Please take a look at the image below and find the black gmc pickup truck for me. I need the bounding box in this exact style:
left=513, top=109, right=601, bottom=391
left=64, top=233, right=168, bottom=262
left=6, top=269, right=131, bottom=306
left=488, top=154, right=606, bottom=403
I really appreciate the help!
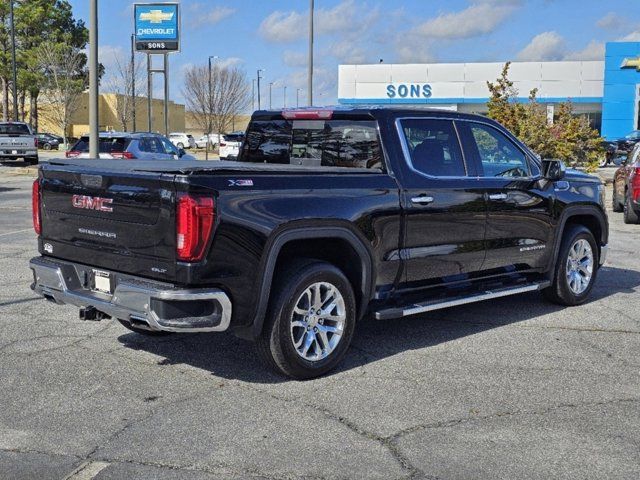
left=30, top=108, right=608, bottom=379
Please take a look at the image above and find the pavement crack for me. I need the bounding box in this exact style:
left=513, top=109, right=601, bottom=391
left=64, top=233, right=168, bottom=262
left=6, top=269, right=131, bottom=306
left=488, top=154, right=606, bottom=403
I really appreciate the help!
left=386, top=397, right=640, bottom=443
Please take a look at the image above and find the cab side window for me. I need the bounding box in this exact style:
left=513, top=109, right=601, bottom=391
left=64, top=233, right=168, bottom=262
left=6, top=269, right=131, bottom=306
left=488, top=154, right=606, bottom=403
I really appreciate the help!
left=468, top=123, right=530, bottom=178
left=400, top=119, right=466, bottom=177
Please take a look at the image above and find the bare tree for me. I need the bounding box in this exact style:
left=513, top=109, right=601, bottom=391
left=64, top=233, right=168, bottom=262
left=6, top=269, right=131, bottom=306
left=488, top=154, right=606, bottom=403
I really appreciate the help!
left=106, top=52, right=143, bottom=131
left=183, top=64, right=250, bottom=158
left=37, top=43, right=87, bottom=148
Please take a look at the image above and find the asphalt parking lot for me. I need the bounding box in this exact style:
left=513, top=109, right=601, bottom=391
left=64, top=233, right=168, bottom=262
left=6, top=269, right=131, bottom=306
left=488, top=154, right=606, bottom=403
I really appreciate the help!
left=1, top=169, right=639, bottom=480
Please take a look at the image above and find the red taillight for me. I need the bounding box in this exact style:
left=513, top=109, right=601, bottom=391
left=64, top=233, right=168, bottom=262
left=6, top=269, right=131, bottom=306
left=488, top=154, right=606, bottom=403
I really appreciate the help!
left=34, top=138, right=38, bottom=148
left=281, top=109, right=333, bottom=120
left=631, top=167, right=640, bottom=201
left=66, top=150, right=80, bottom=158
left=176, top=194, right=215, bottom=262
left=111, top=151, right=136, bottom=159
left=219, top=143, right=227, bottom=147
left=32, top=179, right=41, bottom=235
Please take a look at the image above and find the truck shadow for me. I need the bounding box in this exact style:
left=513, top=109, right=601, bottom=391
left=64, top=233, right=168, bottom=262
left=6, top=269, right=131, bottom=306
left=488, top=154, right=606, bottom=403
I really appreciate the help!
left=118, top=265, right=640, bottom=384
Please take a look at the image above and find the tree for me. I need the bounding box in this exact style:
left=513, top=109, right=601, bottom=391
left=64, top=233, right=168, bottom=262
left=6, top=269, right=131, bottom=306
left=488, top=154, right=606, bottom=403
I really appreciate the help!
left=106, top=52, right=144, bottom=131
left=183, top=64, right=250, bottom=158
left=37, top=42, right=87, bottom=148
left=486, top=63, right=603, bottom=171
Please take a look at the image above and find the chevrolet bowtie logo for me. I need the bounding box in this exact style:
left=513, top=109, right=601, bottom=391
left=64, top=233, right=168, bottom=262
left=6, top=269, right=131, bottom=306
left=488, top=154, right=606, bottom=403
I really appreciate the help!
left=140, top=9, right=174, bottom=24
left=621, top=56, right=640, bottom=72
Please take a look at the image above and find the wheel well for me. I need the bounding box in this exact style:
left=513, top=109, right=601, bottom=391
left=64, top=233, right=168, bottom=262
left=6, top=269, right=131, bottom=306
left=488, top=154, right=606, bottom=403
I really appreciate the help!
left=272, top=238, right=366, bottom=316
left=564, top=214, right=603, bottom=248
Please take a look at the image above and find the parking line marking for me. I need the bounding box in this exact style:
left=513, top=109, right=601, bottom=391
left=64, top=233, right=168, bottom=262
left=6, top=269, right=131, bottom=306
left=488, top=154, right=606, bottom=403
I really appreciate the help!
left=0, top=228, right=31, bottom=237
left=64, top=461, right=110, bottom=480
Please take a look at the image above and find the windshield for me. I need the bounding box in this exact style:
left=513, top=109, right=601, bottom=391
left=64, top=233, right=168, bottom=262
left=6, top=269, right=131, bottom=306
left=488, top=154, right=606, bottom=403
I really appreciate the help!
left=0, top=123, right=31, bottom=135
left=223, top=134, right=244, bottom=143
left=72, top=137, right=132, bottom=153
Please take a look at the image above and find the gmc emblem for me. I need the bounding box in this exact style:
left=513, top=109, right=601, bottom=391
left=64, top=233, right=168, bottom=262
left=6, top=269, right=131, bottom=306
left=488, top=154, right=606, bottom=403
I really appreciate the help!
left=71, top=195, right=113, bottom=212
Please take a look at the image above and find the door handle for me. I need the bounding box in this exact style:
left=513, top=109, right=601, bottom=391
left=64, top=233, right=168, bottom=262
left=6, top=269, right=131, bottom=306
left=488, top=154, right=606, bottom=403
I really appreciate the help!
left=411, top=196, right=434, bottom=205
left=489, top=193, right=508, bottom=201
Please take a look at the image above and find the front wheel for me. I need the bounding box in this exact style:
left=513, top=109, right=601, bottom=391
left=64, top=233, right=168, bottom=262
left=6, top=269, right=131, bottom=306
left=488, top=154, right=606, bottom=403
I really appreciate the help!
left=257, top=260, right=356, bottom=380
left=543, top=225, right=598, bottom=306
left=43, top=143, right=52, bottom=151
left=176, top=142, right=184, bottom=149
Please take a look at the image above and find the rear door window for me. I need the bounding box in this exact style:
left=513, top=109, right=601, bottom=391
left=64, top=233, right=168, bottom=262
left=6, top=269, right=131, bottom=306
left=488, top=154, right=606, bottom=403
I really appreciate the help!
left=240, top=119, right=383, bottom=169
left=399, top=119, right=466, bottom=177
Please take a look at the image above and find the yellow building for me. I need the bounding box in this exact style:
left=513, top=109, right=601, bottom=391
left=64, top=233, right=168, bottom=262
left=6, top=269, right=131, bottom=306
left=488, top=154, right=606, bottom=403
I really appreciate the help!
left=37, top=92, right=185, bottom=138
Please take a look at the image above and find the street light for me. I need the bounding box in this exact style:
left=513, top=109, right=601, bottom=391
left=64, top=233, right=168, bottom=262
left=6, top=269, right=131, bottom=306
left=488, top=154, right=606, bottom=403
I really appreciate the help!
left=296, top=88, right=302, bottom=108
left=206, top=55, right=218, bottom=161
left=89, top=0, right=99, bottom=158
left=257, top=69, right=264, bottom=110
left=131, top=33, right=136, bottom=132
left=308, top=0, right=314, bottom=106
left=268, top=82, right=274, bottom=110
left=283, top=86, right=287, bottom=108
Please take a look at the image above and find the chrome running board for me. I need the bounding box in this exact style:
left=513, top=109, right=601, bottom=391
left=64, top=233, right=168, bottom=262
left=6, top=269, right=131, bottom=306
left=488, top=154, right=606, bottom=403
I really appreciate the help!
left=375, top=281, right=551, bottom=320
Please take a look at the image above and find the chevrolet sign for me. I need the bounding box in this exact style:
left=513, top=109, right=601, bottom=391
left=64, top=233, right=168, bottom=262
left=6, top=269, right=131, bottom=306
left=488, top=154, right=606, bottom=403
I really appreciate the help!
left=134, top=3, right=180, bottom=52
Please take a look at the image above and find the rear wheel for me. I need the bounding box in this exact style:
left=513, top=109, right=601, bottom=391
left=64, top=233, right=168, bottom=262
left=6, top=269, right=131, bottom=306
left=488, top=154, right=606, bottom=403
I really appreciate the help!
left=176, top=142, right=184, bottom=149
left=117, top=318, right=172, bottom=336
left=257, top=260, right=356, bottom=380
left=623, top=194, right=640, bottom=224
left=612, top=188, right=623, bottom=212
left=543, top=225, right=598, bottom=306
left=43, top=143, right=52, bottom=151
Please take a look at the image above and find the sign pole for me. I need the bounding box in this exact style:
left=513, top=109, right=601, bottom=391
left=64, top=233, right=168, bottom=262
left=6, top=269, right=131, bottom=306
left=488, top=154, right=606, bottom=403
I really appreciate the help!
left=89, top=0, right=99, bottom=158
left=147, top=54, right=152, bottom=132
left=164, top=54, right=169, bottom=137
left=131, top=33, right=136, bottom=132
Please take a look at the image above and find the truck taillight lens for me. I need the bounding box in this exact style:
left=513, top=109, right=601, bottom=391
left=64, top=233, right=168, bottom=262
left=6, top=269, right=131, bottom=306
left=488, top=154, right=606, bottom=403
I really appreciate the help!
left=176, top=194, right=215, bottom=262
left=111, top=151, right=136, bottom=159
left=631, top=167, right=640, bottom=201
left=32, top=179, right=41, bottom=235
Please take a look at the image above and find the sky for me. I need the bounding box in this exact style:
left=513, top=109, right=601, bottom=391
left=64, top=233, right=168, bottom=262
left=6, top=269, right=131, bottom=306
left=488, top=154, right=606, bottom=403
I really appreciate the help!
left=68, top=0, right=640, bottom=109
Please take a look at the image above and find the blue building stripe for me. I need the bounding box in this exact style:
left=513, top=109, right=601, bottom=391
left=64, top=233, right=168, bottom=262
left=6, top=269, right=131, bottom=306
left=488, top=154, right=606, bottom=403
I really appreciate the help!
left=338, top=97, right=604, bottom=105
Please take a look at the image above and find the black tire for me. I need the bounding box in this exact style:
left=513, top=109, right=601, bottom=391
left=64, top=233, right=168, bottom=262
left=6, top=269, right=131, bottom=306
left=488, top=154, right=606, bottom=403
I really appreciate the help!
left=257, top=259, right=357, bottom=380
left=623, top=194, right=640, bottom=224
left=543, top=225, right=599, bottom=306
left=43, top=143, right=52, bottom=151
left=117, top=318, right=172, bottom=336
left=176, top=142, right=184, bottom=149
left=612, top=189, right=623, bottom=213
left=26, top=157, right=38, bottom=165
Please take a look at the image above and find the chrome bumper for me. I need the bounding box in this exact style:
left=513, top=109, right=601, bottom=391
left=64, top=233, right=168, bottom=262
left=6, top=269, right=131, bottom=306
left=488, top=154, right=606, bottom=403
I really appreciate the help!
left=29, top=256, right=232, bottom=333
left=600, top=244, right=608, bottom=266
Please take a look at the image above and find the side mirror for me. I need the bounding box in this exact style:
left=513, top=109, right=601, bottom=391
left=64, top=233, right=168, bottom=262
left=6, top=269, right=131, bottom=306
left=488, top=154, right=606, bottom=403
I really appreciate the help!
left=177, top=148, right=186, bottom=158
left=542, top=159, right=566, bottom=181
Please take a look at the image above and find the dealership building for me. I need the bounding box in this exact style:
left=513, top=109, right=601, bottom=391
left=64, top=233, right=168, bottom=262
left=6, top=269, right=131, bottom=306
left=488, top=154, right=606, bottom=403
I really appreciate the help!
left=338, top=41, right=640, bottom=140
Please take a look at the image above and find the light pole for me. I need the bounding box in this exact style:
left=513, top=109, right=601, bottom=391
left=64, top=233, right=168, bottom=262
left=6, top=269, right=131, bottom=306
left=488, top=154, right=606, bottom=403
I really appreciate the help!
left=9, top=0, right=18, bottom=121
left=257, top=69, right=264, bottom=110
left=308, top=0, right=314, bottom=106
left=89, top=0, right=99, bottom=158
left=131, top=33, right=136, bottom=132
left=206, top=55, right=218, bottom=161
left=283, top=86, right=287, bottom=108
left=296, top=88, right=302, bottom=108
left=268, top=82, right=273, bottom=110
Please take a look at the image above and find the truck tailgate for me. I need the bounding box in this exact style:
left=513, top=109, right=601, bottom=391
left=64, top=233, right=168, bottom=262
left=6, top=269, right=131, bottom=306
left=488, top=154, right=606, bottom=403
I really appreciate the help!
left=40, top=166, right=178, bottom=280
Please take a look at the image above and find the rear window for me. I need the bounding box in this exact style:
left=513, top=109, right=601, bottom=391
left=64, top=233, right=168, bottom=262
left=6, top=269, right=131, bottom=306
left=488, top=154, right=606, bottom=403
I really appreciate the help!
left=240, top=119, right=382, bottom=169
left=72, top=137, right=132, bottom=153
left=0, top=123, right=31, bottom=135
left=223, top=134, right=244, bottom=143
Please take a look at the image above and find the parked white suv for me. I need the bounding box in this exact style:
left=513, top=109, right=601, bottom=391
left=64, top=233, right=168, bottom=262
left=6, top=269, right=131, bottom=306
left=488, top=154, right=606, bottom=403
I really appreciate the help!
left=169, top=132, right=196, bottom=149
left=219, top=133, right=244, bottom=160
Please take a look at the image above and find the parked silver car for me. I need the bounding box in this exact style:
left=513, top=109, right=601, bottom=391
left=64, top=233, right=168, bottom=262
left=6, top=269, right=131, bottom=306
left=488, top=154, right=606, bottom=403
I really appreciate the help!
left=66, top=132, right=195, bottom=160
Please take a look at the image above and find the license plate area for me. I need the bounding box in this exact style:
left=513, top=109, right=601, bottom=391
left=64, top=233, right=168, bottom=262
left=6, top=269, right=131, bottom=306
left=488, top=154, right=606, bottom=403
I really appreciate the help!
left=91, top=269, right=113, bottom=294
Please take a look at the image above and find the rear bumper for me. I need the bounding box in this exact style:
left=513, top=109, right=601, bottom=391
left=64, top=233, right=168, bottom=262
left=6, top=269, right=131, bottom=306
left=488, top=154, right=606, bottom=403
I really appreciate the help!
left=29, top=256, right=232, bottom=333
left=0, top=149, right=37, bottom=157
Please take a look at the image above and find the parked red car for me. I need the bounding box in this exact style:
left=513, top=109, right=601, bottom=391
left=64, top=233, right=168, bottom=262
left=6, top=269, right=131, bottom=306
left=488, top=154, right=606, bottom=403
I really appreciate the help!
left=613, top=142, right=640, bottom=224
